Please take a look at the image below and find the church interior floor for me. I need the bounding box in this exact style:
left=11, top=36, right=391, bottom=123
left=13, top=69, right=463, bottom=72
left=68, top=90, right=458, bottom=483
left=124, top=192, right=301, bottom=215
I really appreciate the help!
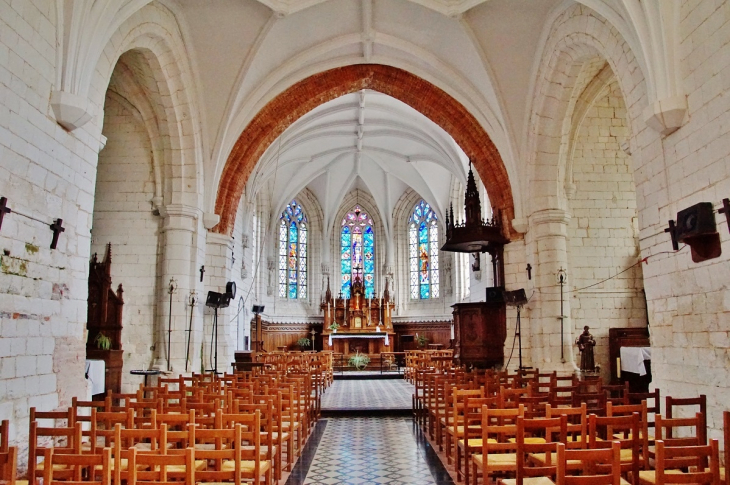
left=282, top=379, right=458, bottom=484
left=321, top=378, right=414, bottom=411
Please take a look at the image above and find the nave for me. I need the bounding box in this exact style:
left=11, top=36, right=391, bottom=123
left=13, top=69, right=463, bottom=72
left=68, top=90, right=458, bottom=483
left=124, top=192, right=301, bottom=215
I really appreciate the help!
left=288, top=378, right=455, bottom=485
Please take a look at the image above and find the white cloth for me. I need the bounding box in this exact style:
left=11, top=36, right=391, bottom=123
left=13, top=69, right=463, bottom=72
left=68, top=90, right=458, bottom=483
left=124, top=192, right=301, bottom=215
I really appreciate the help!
left=85, top=359, right=106, bottom=395
left=620, top=347, right=651, bottom=376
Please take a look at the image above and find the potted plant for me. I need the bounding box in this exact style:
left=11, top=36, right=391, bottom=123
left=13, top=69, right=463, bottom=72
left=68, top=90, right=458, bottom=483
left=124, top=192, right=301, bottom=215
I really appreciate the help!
left=328, top=322, right=340, bottom=333
left=296, top=337, right=311, bottom=350
left=94, top=332, right=112, bottom=350
left=416, top=334, right=429, bottom=348
left=348, top=351, right=370, bottom=370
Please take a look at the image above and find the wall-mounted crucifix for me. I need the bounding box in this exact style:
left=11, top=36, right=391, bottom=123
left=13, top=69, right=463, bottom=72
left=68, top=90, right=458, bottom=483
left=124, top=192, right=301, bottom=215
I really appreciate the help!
left=49, top=219, right=65, bottom=249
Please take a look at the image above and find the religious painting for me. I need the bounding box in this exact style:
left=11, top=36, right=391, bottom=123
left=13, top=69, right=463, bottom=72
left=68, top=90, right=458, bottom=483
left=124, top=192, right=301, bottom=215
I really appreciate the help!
left=279, top=200, right=307, bottom=299
left=409, top=200, right=439, bottom=299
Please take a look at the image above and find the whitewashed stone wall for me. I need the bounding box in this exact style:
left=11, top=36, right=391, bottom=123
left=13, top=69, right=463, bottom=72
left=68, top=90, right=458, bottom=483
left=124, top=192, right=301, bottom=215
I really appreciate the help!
left=640, top=0, right=730, bottom=441
left=0, top=0, right=101, bottom=457
left=91, top=92, right=161, bottom=389
left=567, top=78, right=646, bottom=379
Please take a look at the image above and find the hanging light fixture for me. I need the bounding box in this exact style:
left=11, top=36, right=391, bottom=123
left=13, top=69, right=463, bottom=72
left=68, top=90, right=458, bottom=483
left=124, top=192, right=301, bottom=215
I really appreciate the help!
left=441, top=160, right=509, bottom=253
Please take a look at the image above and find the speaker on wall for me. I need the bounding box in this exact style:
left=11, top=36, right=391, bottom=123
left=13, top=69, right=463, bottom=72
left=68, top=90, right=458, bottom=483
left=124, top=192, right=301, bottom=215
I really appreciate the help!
left=485, top=286, right=504, bottom=303
left=676, top=202, right=717, bottom=242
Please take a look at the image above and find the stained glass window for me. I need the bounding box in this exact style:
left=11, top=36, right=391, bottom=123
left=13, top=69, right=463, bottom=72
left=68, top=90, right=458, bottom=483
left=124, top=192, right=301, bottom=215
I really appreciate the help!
left=278, top=200, right=307, bottom=299
left=409, top=200, right=439, bottom=299
left=341, top=205, right=374, bottom=298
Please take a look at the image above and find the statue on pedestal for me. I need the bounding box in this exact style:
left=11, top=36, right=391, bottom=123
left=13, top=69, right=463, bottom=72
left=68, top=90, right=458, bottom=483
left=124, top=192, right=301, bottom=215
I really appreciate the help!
left=576, top=326, right=596, bottom=372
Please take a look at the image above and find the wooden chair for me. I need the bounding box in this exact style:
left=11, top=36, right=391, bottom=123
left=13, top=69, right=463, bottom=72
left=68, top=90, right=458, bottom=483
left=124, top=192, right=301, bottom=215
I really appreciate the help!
left=588, top=413, right=641, bottom=485
left=219, top=411, right=272, bottom=485
left=190, top=424, right=242, bottom=485
left=236, top=396, right=278, bottom=481
left=0, top=446, right=17, bottom=485
left=546, top=403, right=587, bottom=445
left=572, top=391, right=607, bottom=416
left=638, top=439, right=720, bottom=485
left=720, top=411, right=730, bottom=485
left=456, top=396, right=499, bottom=485
left=127, top=447, right=194, bottom=485
left=471, top=405, right=524, bottom=485
left=0, top=421, right=17, bottom=485
left=27, top=421, right=82, bottom=484
left=445, top=388, right=483, bottom=464
left=556, top=440, right=622, bottom=485
left=42, top=448, right=112, bottom=485
left=505, top=415, right=567, bottom=485
left=665, top=395, right=707, bottom=444
left=627, top=389, right=659, bottom=439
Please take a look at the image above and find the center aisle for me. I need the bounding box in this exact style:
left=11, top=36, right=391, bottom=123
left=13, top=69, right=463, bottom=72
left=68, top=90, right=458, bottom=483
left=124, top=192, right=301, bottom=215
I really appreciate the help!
left=285, top=379, right=455, bottom=485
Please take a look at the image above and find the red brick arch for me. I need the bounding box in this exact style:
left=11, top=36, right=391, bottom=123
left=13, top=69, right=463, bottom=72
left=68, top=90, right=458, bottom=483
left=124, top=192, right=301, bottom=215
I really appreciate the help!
left=214, top=64, right=515, bottom=236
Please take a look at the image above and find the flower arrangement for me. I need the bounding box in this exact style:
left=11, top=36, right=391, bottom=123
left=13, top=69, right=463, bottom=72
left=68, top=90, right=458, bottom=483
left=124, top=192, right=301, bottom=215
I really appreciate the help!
left=348, top=351, right=370, bottom=370
left=297, top=337, right=311, bottom=349
left=328, top=322, right=340, bottom=332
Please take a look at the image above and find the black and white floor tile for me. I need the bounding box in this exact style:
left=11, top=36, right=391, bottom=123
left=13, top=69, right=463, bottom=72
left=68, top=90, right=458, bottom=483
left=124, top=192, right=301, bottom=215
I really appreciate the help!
left=321, top=379, right=414, bottom=410
left=298, top=417, right=449, bottom=485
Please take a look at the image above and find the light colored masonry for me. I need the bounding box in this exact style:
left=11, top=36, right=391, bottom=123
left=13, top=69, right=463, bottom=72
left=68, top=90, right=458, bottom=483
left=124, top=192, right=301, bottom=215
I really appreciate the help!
left=0, top=0, right=729, bottom=468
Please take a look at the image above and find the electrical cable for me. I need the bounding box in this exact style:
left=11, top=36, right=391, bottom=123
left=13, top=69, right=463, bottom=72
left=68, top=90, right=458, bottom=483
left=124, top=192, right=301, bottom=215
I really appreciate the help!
left=227, top=136, right=284, bottom=324
left=538, top=245, right=687, bottom=295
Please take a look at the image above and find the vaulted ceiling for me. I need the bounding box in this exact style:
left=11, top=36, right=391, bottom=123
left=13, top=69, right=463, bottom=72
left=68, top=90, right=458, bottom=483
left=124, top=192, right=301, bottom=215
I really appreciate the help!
left=247, top=89, right=469, bottom=232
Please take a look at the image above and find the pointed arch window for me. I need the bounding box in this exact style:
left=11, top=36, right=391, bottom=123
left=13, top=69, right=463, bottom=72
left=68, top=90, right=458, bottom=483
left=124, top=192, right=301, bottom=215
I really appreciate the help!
left=409, top=200, right=439, bottom=299
left=341, top=205, right=374, bottom=298
left=278, top=200, right=307, bottom=299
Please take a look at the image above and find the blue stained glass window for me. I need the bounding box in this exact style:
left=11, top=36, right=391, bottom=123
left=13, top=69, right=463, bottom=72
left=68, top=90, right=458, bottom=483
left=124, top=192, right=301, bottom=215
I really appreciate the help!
left=409, top=200, right=439, bottom=299
left=278, top=200, right=307, bottom=299
left=341, top=205, right=375, bottom=298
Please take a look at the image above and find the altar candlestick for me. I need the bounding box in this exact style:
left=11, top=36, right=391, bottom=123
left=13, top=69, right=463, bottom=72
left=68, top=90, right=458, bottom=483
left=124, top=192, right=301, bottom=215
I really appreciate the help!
left=450, top=324, right=455, bottom=340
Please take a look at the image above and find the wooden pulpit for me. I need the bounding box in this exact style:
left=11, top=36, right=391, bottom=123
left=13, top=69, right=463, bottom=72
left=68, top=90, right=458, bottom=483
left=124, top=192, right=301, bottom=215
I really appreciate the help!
left=452, top=302, right=506, bottom=369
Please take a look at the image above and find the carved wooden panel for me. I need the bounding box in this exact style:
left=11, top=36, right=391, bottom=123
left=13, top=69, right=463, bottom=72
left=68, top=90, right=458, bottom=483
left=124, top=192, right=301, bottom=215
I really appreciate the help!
left=452, top=302, right=505, bottom=369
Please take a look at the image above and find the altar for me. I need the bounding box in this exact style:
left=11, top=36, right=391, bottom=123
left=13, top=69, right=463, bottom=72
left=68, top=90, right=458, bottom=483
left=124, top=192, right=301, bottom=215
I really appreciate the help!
left=320, top=271, right=395, bottom=356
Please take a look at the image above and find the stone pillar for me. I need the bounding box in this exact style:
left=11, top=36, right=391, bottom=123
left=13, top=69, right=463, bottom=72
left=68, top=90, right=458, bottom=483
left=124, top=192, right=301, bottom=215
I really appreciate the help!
left=529, top=209, right=576, bottom=373
left=204, top=232, right=235, bottom=373
left=158, top=204, right=200, bottom=374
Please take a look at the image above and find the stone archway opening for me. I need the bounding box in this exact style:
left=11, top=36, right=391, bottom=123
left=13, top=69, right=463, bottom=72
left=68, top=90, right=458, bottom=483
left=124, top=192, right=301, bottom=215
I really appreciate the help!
left=214, top=64, right=515, bottom=238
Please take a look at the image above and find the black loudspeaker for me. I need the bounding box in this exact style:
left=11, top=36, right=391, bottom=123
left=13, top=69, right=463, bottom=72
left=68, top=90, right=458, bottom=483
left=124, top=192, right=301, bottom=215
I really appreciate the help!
left=676, top=202, right=717, bottom=242
left=504, top=289, right=528, bottom=307
left=485, top=286, right=504, bottom=303
left=206, top=291, right=231, bottom=309
left=674, top=202, right=722, bottom=262
left=400, top=335, right=415, bottom=343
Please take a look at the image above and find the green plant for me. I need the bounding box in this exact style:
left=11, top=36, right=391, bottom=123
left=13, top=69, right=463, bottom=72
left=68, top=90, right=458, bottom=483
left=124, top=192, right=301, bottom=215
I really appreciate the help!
left=348, top=351, right=370, bottom=370
left=416, top=334, right=429, bottom=348
left=94, top=332, right=111, bottom=350
left=297, top=337, right=311, bottom=349
left=328, top=322, right=340, bottom=331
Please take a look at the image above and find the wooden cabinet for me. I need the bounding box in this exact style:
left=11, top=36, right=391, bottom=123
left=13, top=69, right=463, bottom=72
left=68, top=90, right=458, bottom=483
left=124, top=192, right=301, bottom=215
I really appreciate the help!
left=86, top=244, right=124, bottom=395
left=452, top=302, right=506, bottom=369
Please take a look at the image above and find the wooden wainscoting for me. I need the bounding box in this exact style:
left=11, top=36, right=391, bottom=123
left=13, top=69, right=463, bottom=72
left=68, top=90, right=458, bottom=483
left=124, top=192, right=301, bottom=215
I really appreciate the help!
left=261, top=321, right=323, bottom=351
left=392, top=321, right=452, bottom=352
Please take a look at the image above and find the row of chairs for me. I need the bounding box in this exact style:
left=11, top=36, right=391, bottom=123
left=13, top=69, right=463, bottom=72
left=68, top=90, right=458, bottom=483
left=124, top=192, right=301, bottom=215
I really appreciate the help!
left=2, top=359, right=333, bottom=485
left=411, top=366, right=717, bottom=485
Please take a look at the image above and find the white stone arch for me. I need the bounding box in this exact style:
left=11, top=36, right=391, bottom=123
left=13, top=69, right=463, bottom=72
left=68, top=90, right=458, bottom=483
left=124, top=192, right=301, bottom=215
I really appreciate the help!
left=521, top=3, right=653, bottom=373
left=88, top=2, right=203, bottom=208
left=526, top=3, right=651, bottom=211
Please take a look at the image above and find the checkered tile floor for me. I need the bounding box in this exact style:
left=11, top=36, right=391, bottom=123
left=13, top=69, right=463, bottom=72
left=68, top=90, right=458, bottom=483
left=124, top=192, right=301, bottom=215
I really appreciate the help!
left=321, top=379, right=414, bottom=410
left=302, top=417, right=440, bottom=485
